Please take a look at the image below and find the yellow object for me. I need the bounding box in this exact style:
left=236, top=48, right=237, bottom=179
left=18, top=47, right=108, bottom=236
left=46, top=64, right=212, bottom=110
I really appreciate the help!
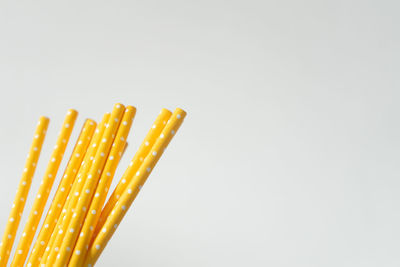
left=84, top=108, right=186, bottom=266
left=95, top=108, right=172, bottom=237
left=40, top=113, right=110, bottom=266
left=52, top=103, right=125, bottom=267
left=0, top=116, right=49, bottom=267
left=69, top=106, right=136, bottom=266
left=26, top=119, right=96, bottom=267
left=10, top=109, right=78, bottom=267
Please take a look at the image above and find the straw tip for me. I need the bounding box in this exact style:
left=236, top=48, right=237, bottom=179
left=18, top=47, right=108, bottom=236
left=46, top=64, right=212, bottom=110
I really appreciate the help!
left=114, top=103, right=125, bottom=110
left=174, top=108, right=187, bottom=119
left=125, top=105, right=137, bottom=113
left=160, top=108, right=172, bottom=116
left=67, top=109, right=79, bottom=116
left=39, top=116, right=50, bottom=122
left=85, top=119, right=97, bottom=126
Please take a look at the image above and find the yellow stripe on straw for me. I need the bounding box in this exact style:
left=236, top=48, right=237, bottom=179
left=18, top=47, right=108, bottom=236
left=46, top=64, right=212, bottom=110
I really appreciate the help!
left=84, top=108, right=186, bottom=266
left=69, top=106, right=136, bottom=266
left=10, top=110, right=78, bottom=267
left=52, top=103, right=125, bottom=267
left=26, top=119, right=97, bottom=267
left=40, top=113, right=110, bottom=266
left=0, top=116, right=49, bottom=267
left=95, top=108, right=172, bottom=237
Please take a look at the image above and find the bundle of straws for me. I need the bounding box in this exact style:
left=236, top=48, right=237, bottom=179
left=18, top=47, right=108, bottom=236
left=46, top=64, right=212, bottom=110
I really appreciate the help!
left=0, top=103, right=186, bottom=267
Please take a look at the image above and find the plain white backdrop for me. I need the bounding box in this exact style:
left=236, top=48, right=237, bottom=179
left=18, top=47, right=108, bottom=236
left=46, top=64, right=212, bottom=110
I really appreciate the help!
left=0, top=0, right=399, bottom=266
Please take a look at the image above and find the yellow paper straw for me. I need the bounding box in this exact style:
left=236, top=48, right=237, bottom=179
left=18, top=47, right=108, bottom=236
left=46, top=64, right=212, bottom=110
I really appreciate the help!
left=0, top=116, right=49, bottom=267
left=40, top=113, right=110, bottom=266
left=51, top=103, right=125, bottom=266
left=84, top=108, right=186, bottom=266
left=95, top=108, right=172, bottom=237
left=26, top=119, right=96, bottom=267
left=10, top=110, right=78, bottom=267
left=69, top=106, right=136, bottom=266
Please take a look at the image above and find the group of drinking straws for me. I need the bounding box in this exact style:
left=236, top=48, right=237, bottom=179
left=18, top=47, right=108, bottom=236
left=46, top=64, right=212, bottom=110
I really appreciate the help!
left=0, top=103, right=186, bottom=266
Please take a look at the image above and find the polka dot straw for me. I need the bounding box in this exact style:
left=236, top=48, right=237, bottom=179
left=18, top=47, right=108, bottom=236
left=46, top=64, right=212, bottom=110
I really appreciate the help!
left=69, top=106, right=136, bottom=266
left=84, top=108, right=186, bottom=266
left=26, top=119, right=96, bottom=267
left=52, top=103, right=125, bottom=266
left=95, top=108, right=172, bottom=237
left=40, top=113, right=110, bottom=266
left=10, top=109, right=78, bottom=267
left=0, top=104, right=186, bottom=267
left=0, top=116, right=49, bottom=266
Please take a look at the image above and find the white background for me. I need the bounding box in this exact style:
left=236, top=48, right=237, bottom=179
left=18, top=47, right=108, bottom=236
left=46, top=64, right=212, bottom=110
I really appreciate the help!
left=0, top=1, right=399, bottom=266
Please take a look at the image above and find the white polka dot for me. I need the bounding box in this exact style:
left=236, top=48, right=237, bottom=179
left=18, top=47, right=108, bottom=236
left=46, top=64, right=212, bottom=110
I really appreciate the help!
left=106, top=172, right=111, bottom=176
left=91, top=210, right=96, bottom=215
left=122, top=179, right=126, bottom=184
left=70, top=228, right=74, bottom=233
left=100, top=152, right=105, bottom=157
left=44, top=224, right=49, bottom=228
left=76, top=250, right=81, bottom=255
left=146, top=167, right=151, bottom=172
left=152, top=151, right=157, bottom=156
left=122, top=121, right=127, bottom=126
left=127, top=189, right=132, bottom=194
left=102, top=228, right=106, bottom=233
left=85, top=189, right=90, bottom=194
left=145, top=141, right=149, bottom=146
left=95, top=193, right=100, bottom=198
left=61, top=187, right=65, bottom=192
left=9, top=218, right=14, bottom=222
left=114, top=224, right=118, bottom=229
left=40, top=241, right=45, bottom=245
left=122, top=205, right=126, bottom=210
left=55, top=247, right=59, bottom=252
left=95, top=244, right=100, bottom=250
left=171, top=130, right=175, bottom=135
left=109, top=156, right=114, bottom=160
left=18, top=250, right=22, bottom=254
